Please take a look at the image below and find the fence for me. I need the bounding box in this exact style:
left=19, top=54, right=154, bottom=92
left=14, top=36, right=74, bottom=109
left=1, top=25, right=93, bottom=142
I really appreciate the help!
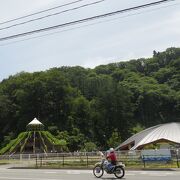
left=0, top=149, right=179, bottom=169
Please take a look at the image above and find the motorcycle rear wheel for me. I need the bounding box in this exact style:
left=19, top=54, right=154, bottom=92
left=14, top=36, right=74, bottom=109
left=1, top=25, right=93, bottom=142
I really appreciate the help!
left=93, top=165, right=104, bottom=178
left=114, top=166, right=125, bottom=179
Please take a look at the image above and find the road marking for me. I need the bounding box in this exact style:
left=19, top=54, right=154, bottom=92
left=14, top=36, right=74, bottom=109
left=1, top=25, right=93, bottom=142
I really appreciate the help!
left=140, top=172, right=148, bottom=175
left=66, top=170, right=92, bottom=174
left=66, top=170, right=81, bottom=174
left=149, top=174, right=167, bottom=177
left=126, top=173, right=136, bottom=176
left=0, top=177, right=60, bottom=180
left=44, top=171, right=57, bottom=174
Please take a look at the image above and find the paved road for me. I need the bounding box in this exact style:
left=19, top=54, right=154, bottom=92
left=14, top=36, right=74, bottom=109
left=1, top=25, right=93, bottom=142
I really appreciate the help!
left=0, top=168, right=180, bottom=180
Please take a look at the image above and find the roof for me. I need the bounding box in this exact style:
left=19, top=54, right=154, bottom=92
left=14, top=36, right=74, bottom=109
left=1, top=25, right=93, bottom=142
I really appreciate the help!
left=116, top=122, right=180, bottom=150
left=28, top=117, right=44, bottom=126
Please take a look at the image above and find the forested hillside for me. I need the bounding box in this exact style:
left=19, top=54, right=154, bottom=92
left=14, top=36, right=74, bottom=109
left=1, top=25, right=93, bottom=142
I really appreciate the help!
left=0, top=47, right=179, bottom=151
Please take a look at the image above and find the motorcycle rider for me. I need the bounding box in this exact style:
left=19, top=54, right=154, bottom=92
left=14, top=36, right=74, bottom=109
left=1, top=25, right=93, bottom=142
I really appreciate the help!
left=106, top=148, right=117, bottom=171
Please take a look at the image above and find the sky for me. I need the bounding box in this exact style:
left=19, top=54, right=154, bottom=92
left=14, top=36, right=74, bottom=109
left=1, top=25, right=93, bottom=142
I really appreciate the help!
left=0, top=0, right=180, bottom=81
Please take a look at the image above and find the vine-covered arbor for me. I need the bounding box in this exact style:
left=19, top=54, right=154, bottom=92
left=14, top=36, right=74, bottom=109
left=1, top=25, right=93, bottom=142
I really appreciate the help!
left=0, top=118, right=66, bottom=155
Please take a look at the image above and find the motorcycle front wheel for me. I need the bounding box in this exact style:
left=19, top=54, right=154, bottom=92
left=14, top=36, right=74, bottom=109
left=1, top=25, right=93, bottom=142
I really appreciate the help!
left=93, top=165, right=104, bottom=178
left=114, top=166, right=125, bottom=179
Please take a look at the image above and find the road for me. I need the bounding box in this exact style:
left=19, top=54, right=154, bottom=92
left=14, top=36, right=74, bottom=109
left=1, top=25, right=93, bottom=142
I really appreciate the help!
left=0, top=168, right=180, bottom=180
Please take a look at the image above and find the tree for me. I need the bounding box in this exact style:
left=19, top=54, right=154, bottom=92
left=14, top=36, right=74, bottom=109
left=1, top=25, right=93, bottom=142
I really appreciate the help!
left=130, top=123, right=145, bottom=135
left=82, top=142, right=97, bottom=152
left=0, top=47, right=179, bottom=151
left=107, top=130, right=121, bottom=148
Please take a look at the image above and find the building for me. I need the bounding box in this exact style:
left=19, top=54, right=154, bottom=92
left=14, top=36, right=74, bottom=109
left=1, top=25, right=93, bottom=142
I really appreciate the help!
left=116, top=122, right=180, bottom=150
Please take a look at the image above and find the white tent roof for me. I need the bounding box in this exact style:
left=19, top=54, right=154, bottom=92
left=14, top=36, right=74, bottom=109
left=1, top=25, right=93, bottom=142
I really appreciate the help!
left=117, top=122, right=180, bottom=150
left=28, top=117, right=43, bottom=126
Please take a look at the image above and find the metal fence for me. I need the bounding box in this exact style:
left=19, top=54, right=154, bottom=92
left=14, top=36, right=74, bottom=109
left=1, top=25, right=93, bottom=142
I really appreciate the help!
left=0, top=149, right=179, bottom=169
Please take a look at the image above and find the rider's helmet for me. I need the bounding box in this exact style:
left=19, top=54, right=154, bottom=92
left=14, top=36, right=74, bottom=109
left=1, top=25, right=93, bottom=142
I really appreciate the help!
left=109, top=148, right=114, bottom=152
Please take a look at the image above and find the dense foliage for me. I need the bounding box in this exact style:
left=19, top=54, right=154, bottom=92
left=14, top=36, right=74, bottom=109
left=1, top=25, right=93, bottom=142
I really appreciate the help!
left=0, top=47, right=179, bottom=151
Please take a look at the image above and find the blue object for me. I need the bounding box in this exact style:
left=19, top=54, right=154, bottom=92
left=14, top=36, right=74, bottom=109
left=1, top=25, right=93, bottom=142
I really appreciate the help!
left=142, top=155, right=171, bottom=162
left=106, top=163, right=114, bottom=171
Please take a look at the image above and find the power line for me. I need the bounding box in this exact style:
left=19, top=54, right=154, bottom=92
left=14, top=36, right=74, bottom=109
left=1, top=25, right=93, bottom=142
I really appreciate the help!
left=0, top=0, right=88, bottom=25
left=0, top=0, right=176, bottom=42
left=1, top=1, right=179, bottom=47
left=0, top=0, right=106, bottom=31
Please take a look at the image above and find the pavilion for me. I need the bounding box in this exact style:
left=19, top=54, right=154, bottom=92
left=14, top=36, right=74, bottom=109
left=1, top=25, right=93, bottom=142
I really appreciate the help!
left=116, top=122, right=180, bottom=150
left=0, top=118, right=65, bottom=155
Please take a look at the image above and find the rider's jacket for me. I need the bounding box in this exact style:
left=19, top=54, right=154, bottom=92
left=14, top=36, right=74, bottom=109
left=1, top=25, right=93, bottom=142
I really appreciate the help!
left=106, top=151, right=117, bottom=165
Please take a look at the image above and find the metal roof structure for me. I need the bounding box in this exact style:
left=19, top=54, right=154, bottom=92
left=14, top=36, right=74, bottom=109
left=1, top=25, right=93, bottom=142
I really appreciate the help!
left=27, top=117, right=44, bottom=131
left=116, top=122, right=180, bottom=150
left=28, top=117, right=43, bottom=125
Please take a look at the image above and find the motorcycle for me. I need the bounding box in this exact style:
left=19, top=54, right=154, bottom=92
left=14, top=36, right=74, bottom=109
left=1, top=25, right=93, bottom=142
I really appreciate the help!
left=93, top=152, right=125, bottom=179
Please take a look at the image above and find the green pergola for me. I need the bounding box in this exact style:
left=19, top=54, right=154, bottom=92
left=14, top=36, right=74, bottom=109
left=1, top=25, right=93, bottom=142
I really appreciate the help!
left=0, top=118, right=65, bottom=155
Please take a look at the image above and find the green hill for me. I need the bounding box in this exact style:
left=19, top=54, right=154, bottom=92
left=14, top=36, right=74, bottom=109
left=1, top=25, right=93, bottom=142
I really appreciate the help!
left=0, top=47, right=179, bottom=151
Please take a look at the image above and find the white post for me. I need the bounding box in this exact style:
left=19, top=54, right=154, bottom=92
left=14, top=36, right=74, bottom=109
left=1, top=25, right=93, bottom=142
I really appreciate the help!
left=33, top=131, right=36, bottom=154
